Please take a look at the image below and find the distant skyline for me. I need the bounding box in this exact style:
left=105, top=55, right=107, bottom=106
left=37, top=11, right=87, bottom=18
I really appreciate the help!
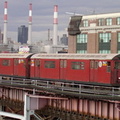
left=0, top=0, right=120, bottom=43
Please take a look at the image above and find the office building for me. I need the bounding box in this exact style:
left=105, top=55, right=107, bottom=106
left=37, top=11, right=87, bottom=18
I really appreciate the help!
left=68, top=12, right=120, bottom=54
left=60, top=34, right=68, bottom=45
left=18, top=25, right=28, bottom=44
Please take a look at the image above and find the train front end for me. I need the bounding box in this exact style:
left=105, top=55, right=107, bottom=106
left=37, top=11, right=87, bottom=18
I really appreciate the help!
left=111, top=54, right=120, bottom=86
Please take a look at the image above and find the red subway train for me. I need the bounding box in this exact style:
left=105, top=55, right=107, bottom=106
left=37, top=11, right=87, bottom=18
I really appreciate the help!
left=0, top=53, right=120, bottom=86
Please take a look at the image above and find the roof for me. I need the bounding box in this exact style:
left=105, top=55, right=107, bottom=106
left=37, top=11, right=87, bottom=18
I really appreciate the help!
left=0, top=53, right=33, bottom=58
left=31, top=53, right=120, bottom=60
left=83, top=12, right=120, bottom=19
left=0, top=53, right=119, bottom=60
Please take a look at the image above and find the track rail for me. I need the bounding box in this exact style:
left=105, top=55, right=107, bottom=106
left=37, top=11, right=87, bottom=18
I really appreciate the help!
left=0, top=76, right=120, bottom=101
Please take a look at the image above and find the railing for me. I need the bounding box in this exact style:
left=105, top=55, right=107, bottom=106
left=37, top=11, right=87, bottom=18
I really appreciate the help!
left=0, top=76, right=120, bottom=101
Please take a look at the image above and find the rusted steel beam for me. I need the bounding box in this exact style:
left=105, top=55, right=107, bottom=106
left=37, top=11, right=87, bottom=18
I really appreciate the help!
left=35, top=106, right=111, bottom=120
left=0, top=98, right=23, bottom=109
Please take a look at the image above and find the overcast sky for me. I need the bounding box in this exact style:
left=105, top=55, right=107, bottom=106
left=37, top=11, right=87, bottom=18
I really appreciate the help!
left=0, top=0, right=120, bottom=43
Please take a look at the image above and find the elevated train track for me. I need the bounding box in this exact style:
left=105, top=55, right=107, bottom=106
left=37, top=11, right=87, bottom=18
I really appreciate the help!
left=0, top=76, right=120, bottom=120
left=0, top=76, right=120, bottom=101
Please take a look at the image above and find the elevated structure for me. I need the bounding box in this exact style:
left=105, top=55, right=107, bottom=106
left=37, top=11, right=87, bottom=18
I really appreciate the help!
left=0, top=78, right=120, bottom=120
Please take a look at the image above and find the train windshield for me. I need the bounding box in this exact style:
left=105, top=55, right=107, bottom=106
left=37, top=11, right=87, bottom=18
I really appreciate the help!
left=114, top=62, right=120, bottom=69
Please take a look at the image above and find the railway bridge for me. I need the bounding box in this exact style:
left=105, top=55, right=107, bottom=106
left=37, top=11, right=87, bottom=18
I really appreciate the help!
left=0, top=77, right=120, bottom=120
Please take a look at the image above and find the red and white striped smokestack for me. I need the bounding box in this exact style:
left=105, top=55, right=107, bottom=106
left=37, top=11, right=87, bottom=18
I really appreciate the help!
left=27, top=3, right=32, bottom=45
left=53, top=5, right=58, bottom=46
left=3, top=1, right=8, bottom=44
left=53, top=5, right=58, bottom=24
left=29, top=3, right=32, bottom=23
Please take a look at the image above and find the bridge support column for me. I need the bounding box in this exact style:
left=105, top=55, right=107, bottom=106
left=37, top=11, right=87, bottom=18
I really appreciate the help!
left=0, top=106, right=3, bottom=120
left=24, top=94, right=41, bottom=120
left=24, top=94, right=31, bottom=120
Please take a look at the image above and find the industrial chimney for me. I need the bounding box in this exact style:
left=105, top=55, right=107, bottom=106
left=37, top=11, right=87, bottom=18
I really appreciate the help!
left=53, top=5, right=58, bottom=46
left=3, top=1, right=8, bottom=44
left=27, top=3, right=32, bottom=45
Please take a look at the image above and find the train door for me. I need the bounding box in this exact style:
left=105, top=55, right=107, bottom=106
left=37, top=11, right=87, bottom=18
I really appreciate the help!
left=14, top=58, right=26, bottom=77
left=90, top=60, right=98, bottom=82
left=112, top=60, right=120, bottom=84
left=60, top=59, right=67, bottom=80
left=14, top=58, right=19, bottom=76
left=34, top=59, right=40, bottom=78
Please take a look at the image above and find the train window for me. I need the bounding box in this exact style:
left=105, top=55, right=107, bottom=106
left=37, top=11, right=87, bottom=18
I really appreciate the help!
left=14, top=59, right=19, bottom=65
left=115, top=62, right=120, bottom=69
left=90, top=61, right=94, bottom=69
left=107, top=61, right=111, bottom=72
left=71, top=62, right=84, bottom=70
left=95, top=62, right=98, bottom=69
left=107, top=61, right=111, bottom=66
left=45, top=61, right=55, bottom=68
left=60, top=60, right=67, bottom=68
left=2, top=60, right=10, bottom=66
left=60, top=60, right=63, bottom=68
left=64, top=60, right=67, bottom=68
left=35, top=60, right=40, bottom=67
left=90, top=61, right=98, bottom=69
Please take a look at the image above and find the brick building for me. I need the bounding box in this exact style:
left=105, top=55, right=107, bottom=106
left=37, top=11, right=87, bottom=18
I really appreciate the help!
left=68, top=12, right=120, bottom=54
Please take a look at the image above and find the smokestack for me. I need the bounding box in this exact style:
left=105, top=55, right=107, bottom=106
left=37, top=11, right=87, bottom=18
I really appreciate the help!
left=3, top=1, right=8, bottom=44
left=27, top=3, right=32, bottom=45
left=53, top=5, right=58, bottom=46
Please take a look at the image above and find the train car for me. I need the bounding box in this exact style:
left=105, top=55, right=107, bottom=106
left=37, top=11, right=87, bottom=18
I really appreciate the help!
left=30, top=54, right=61, bottom=80
left=30, top=53, right=120, bottom=86
left=0, top=53, right=119, bottom=86
left=0, top=53, right=33, bottom=78
left=65, top=54, right=120, bottom=85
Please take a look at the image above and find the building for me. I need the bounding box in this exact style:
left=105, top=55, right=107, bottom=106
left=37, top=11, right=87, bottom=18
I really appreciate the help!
left=0, top=29, right=3, bottom=44
left=60, top=34, right=68, bottom=45
left=68, top=12, right=120, bottom=54
left=18, top=25, right=28, bottom=44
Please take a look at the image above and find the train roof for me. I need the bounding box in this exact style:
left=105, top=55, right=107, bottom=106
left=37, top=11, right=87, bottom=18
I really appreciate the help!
left=31, top=53, right=120, bottom=60
left=0, top=53, right=120, bottom=60
left=0, top=53, right=33, bottom=58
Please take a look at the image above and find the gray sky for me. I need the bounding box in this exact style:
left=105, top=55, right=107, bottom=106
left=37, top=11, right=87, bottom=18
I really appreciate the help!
left=0, top=0, right=120, bottom=42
